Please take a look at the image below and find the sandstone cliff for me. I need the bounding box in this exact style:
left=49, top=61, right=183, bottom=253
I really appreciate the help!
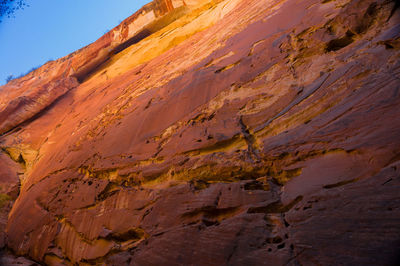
left=0, top=0, right=399, bottom=264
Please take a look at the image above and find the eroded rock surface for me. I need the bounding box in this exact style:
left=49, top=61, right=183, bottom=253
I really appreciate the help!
left=0, top=0, right=399, bottom=264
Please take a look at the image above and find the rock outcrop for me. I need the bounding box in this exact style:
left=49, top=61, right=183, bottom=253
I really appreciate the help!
left=0, top=0, right=399, bottom=264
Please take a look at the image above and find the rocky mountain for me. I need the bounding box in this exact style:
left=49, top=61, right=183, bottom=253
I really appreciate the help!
left=0, top=0, right=399, bottom=264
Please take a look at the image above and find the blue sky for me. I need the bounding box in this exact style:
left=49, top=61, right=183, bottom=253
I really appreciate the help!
left=0, top=0, right=151, bottom=85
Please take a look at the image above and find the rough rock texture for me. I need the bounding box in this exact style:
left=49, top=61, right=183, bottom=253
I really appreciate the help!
left=0, top=0, right=399, bottom=264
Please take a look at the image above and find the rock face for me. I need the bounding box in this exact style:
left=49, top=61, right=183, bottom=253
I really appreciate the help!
left=0, top=0, right=399, bottom=264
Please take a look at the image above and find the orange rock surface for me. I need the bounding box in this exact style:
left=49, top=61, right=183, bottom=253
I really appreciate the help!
left=0, top=0, right=399, bottom=264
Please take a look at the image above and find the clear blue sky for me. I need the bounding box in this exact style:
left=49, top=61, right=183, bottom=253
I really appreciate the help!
left=0, top=0, right=151, bottom=85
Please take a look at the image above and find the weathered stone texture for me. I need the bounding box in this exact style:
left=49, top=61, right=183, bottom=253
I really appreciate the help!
left=0, top=0, right=399, bottom=264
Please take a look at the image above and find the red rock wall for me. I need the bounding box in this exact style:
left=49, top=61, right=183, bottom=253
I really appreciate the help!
left=0, top=0, right=399, bottom=264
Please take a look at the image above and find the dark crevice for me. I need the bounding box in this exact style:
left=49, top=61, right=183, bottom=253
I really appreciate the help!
left=243, top=180, right=268, bottom=191
left=326, top=30, right=355, bottom=52
left=141, top=207, right=153, bottom=221
left=354, top=2, right=378, bottom=34
left=202, top=219, right=220, bottom=227
left=248, top=196, right=303, bottom=214
left=105, top=228, right=145, bottom=243
left=323, top=178, right=358, bottom=189
left=144, top=98, right=154, bottom=110
left=184, top=134, right=243, bottom=156
left=1, top=147, right=26, bottom=170
left=16, top=153, right=26, bottom=168
left=388, top=0, right=400, bottom=21
left=190, top=179, right=210, bottom=190
left=182, top=206, right=240, bottom=221
left=0, top=127, right=22, bottom=137
left=239, top=116, right=260, bottom=162
left=113, top=29, right=152, bottom=55
left=382, top=178, right=393, bottom=186
left=265, top=236, right=283, bottom=244
left=96, top=182, right=120, bottom=201
left=277, top=242, right=286, bottom=249
left=215, top=60, right=241, bottom=74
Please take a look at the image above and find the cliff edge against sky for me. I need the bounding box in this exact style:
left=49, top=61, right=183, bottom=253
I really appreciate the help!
left=0, top=0, right=399, bottom=264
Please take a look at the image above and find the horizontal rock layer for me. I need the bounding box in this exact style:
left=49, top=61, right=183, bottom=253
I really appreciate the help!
left=0, top=0, right=399, bottom=264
